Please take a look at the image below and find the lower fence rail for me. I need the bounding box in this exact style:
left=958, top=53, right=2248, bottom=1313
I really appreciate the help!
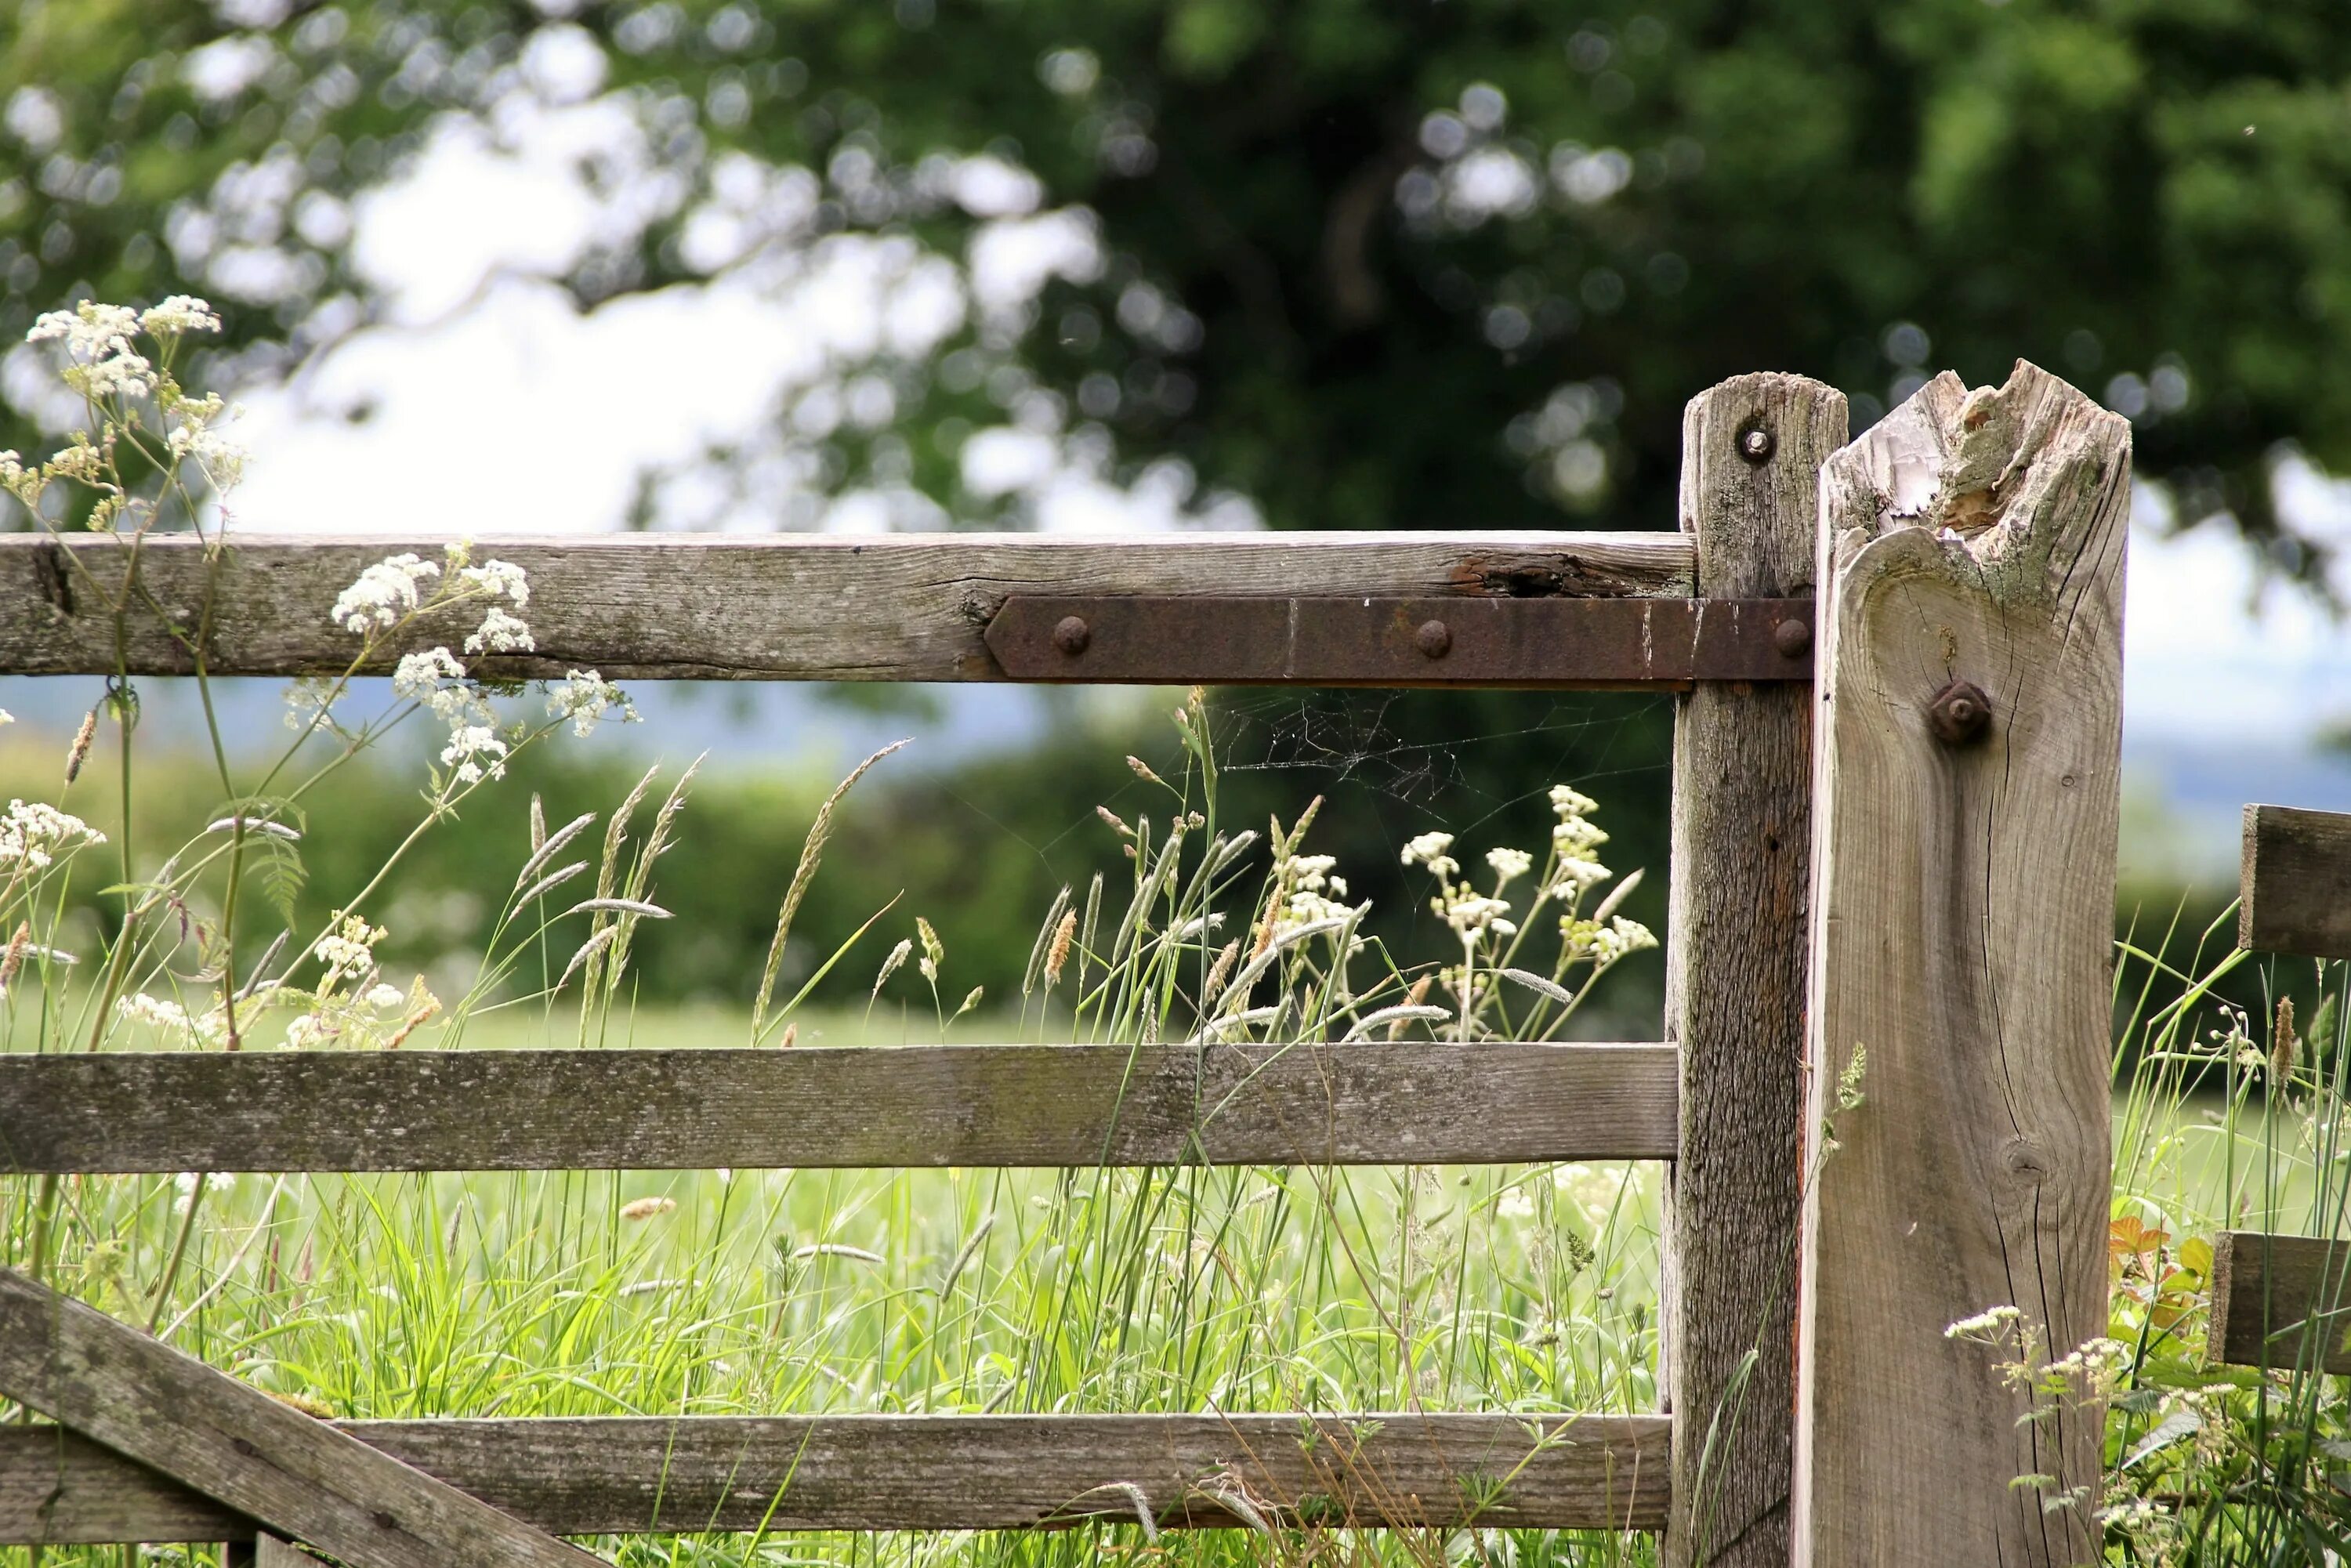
left=1, top=1414, right=1672, bottom=1542
left=0, top=1043, right=1679, bottom=1172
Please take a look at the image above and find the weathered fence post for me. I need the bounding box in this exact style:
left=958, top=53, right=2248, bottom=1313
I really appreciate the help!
left=1791, top=363, right=2128, bottom=1563
left=1664, top=371, right=1846, bottom=1566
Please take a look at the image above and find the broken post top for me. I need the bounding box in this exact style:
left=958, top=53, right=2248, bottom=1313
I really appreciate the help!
left=1819, top=359, right=2132, bottom=606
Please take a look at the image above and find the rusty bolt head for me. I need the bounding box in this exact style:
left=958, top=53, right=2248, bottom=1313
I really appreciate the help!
left=1738, top=426, right=1774, bottom=465
left=1773, top=617, right=1812, bottom=658
left=1927, top=679, right=1992, bottom=747
left=1052, top=614, right=1091, bottom=656
left=1415, top=619, right=1453, bottom=659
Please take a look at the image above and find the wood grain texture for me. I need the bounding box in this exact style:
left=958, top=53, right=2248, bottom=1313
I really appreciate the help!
left=2240, top=804, right=2351, bottom=960
left=2208, top=1230, right=2351, bottom=1374
left=1791, top=362, right=2128, bottom=1566
left=1661, top=373, right=1846, bottom=1568
left=0, top=531, right=1692, bottom=681
left=0, top=1413, right=1671, bottom=1542
left=0, top=1042, right=1679, bottom=1173
left=0, top=1268, right=601, bottom=1568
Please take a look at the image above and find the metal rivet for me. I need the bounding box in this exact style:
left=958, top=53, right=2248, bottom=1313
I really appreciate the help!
left=1927, top=679, right=1992, bottom=747
left=1773, top=617, right=1812, bottom=658
left=1738, top=426, right=1774, bottom=464
left=1051, top=615, right=1091, bottom=656
left=1415, top=619, right=1452, bottom=658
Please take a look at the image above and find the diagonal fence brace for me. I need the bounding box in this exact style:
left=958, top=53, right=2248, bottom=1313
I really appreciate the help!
left=0, top=1266, right=603, bottom=1568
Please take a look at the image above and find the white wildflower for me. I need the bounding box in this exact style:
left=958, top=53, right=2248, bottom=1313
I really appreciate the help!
left=139, top=295, right=222, bottom=336
left=166, top=423, right=247, bottom=491
left=28, top=300, right=139, bottom=360
left=1552, top=856, right=1612, bottom=897
left=283, top=676, right=340, bottom=732
left=1400, top=830, right=1458, bottom=878
left=440, top=724, right=509, bottom=784
left=464, top=605, right=534, bottom=655
left=71, top=350, right=155, bottom=400
left=364, top=983, right=404, bottom=1010
left=0, top=451, right=37, bottom=508
left=1943, top=1303, right=2023, bottom=1340
left=313, top=912, right=386, bottom=983
left=1486, top=846, right=1533, bottom=889
left=117, top=993, right=192, bottom=1033
left=1440, top=891, right=1516, bottom=940
left=44, top=441, right=106, bottom=486
left=0, top=709, right=10, bottom=724
left=1280, top=853, right=1339, bottom=892
left=1496, top=1188, right=1536, bottom=1221
left=458, top=558, right=529, bottom=607
left=545, top=670, right=637, bottom=737
left=1588, top=914, right=1655, bottom=964
left=284, top=1012, right=327, bottom=1050
left=391, top=646, right=467, bottom=704
left=1, top=799, right=107, bottom=871
left=1549, top=784, right=1598, bottom=817
left=331, top=553, right=441, bottom=636
left=1553, top=814, right=1609, bottom=853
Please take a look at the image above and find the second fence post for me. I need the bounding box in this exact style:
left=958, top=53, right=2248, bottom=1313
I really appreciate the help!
left=1791, top=362, right=2128, bottom=1563
left=1664, top=371, right=1846, bottom=1567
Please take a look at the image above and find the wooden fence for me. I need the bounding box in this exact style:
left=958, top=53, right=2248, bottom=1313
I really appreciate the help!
left=0, top=360, right=2132, bottom=1567
left=2204, top=803, right=2351, bottom=1379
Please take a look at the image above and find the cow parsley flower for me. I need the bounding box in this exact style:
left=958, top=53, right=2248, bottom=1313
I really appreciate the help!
left=465, top=606, right=534, bottom=654
left=167, top=424, right=248, bottom=492
left=1486, top=846, right=1533, bottom=889
left=546, top=670, right=637, bottom=737
left=139, top=295, right=223, bottom=336
left=313, top=911, right=387, bottom=985
left=440, top=724, right=510, bottom=784
left=0, top=451, right=38, bottom=509
left=458, top=558, right=529, bottom=607
left=1400, top=831, right=1458, bottom=879
left=45, top=440, right=105, bottom=487
left=1439, top=891, right=1516, bottom=940
left=331, top=553, right=442, bottom=636
left=1, top=799, right=107, bottom=871
left=28, top=300, right=139, bottom=361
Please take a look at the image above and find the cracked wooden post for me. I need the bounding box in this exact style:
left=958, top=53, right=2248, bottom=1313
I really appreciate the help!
left=1791, top=362, right=2128, bottom=1563
left=1663, top=371, right=1846, bottom=1567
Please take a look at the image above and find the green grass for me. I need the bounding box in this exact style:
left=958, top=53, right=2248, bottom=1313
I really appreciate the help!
left=12, top=1003, right=1667, bottom=1568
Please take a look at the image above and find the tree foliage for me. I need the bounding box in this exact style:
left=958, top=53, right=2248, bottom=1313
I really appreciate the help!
left=5, top=0, right=2348, bottom=568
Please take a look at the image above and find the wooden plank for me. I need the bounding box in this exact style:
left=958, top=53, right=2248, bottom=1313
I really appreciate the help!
left=986, top=595, right=1814, bottom=687
left=2208, top=1230, right=2351, bottom=1373
left=1792, top=363, right=2128, bottom=1565
left=0, top=1268, right=604, bottom=1568
left=0, top=531, right=1692, bottom=682
left=2240, top=803, right=2351, bottom=960
left=0, top=1041, right=1678, bottom=1173
left=0, top=1412, right=1672, bottom=1541
left=1661, top=373, right=1846, bottom=1568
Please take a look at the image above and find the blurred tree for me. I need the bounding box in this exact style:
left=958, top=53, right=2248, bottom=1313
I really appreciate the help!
left=3, top=0, right=2349, bottom=574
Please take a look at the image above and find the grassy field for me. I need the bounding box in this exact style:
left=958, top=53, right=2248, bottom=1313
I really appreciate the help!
left=8, top=1003, right=1669, bottom=1568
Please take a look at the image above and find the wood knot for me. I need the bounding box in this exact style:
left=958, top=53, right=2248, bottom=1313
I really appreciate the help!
left=2002, top=1139, right=2049, bottom=1180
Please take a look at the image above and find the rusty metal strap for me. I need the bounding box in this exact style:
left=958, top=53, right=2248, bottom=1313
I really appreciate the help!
left=985, top=596, right=1813, bottom=687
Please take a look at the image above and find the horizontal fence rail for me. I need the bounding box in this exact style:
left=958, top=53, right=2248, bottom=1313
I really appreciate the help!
left=2241, top=802, right=2351, bottom=961
left=0, top=1043, right=1679, bottom=1173
left=0, top=531, right=1701, bottom=683
left=2208, top=1231, right=2351, bottom=1374
left=0, top=1414, right=1671, bottom=1541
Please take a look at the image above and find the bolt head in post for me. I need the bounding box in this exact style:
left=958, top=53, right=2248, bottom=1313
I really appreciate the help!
left=1738, top=425, right=1775, bottom=465
left=1052, top=615, right=1091, bottom=656
left=1927, top=679, right=1992, bottom=747
left=1773, top=617, right=1812, bottom=659
left=1415, top=619, right=1453, bottom=658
